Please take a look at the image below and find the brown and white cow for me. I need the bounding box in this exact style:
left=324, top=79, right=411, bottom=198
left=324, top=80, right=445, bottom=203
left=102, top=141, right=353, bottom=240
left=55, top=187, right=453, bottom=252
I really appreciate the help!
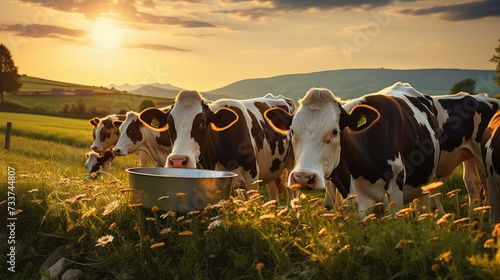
left=112, top=107, right=173, bottom=167
left=89, top=114, right=125, bottom=155
left=139, top=91, right=295, bottom=200
left=482, top=111, right=500, bottom=225
left=89, top=113, right=149, bottom=167
left=265, top=83, right=442, bottom=217
left=433, top=93, right=500, bottom=218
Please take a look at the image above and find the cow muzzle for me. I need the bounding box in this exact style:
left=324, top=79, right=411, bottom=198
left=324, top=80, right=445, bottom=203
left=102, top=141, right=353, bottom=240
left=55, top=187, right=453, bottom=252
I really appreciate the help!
left=289, top=170, right=321, bottom=190
left=112, top=147, right=127, bottom=156
left=167, top=155, right=190, bottom=168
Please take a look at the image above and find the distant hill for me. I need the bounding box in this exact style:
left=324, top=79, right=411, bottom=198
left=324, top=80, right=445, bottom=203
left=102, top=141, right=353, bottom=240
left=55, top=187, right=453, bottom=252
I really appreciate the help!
left=108, top=83, right=184, bottom=98
left=205, top=68, right=500, bottom=101
left=19, top=75, right=122, bottom=94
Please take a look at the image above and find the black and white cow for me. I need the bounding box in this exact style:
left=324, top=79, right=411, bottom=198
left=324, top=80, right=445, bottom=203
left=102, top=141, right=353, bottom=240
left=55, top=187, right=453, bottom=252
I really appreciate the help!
left=112, top=107, right=173, bottom=167
left=433, top=93, right=500, bottom=218
left=265, top=83, right=442, bottom=217
left=139, top=90, right=295, bottom=200
left=85, top=150, right=115, bottom=174
left=482, top=111, right=500, bottom=225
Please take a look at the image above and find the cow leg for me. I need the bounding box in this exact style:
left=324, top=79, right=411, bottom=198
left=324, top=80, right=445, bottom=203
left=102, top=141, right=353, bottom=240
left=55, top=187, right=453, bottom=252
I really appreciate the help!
left=266, top=180, right=279, bottom=202
left=136, top=151, right=151, bottom=167
left=463, top=159, right=483, bottom=220
left=267, top=175, right=297, bottom=206
left=351, top=177, right=387, bottom=219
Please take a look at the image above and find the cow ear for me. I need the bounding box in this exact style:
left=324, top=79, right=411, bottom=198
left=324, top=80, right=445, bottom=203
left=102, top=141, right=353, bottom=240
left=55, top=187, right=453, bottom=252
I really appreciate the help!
left=345, top=104, right=380, bottom=131
left=139, top=108, right=170, bottom=131
left=113, top=120, right=123, bottom=129
left=210, top=107, right=239, bottom=132
left=89, top=117, right=100, bottom=127
left=264, top=107, right=293, bottom=135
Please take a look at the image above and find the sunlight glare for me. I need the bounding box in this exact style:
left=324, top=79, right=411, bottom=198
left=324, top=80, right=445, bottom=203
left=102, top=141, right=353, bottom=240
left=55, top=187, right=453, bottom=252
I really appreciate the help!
left=91, top=18, right=122, bottom=49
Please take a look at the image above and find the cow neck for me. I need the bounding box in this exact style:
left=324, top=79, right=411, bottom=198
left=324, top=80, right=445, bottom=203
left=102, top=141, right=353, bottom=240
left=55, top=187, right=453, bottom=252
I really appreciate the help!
left=138, top=127, right=168, bottom=167
left=198, top=122, right=219, bottom=170
left=327, top=134, right=351, bottom=198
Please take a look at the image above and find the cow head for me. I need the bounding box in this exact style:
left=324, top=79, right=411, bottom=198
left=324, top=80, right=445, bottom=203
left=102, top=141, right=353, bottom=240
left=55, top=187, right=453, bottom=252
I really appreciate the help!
left=85, top=150, right=114, bottom=174
left=89, top=115, right=122, bottom=155
left=139, top=90, right=239, bottom=169
left=112, top=111, right=144, bottom=156
left=265, top=87, right=380, bottom=190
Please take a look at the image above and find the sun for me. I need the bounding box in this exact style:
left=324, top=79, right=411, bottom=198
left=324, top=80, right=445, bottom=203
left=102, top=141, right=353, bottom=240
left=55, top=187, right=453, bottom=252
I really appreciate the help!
left=91, top=18, right=122, bottom=49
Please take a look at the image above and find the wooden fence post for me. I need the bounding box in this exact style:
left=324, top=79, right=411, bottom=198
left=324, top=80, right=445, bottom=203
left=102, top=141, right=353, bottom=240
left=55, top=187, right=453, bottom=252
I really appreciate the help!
left=5, top=122, right=12, bottom=152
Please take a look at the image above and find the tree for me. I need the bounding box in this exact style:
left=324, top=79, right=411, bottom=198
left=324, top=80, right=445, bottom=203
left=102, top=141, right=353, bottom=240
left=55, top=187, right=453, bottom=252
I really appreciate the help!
left=450, top=78, right=476, bottom=94
left=490, top=38, right=500, bottom=88
left=0, top=44, right=21, bottom=104
left=139, top=99, right=157, bottom=111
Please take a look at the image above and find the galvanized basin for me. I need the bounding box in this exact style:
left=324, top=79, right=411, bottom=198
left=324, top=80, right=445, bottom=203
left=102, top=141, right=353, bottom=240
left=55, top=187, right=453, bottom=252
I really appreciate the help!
left=126, top=167, right=237, bottom=211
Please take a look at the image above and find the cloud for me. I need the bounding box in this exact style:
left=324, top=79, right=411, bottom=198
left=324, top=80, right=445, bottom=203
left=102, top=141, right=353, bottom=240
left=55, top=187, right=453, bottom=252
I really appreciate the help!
left=0, top=24, right=88, bottom=39
left=214, top=0, right=407, bottom=20
left=125, top=43, right=190, bottom=52
left=16, top=0, right=217, bottom=28
left=398, top=0, right=500, bottom=21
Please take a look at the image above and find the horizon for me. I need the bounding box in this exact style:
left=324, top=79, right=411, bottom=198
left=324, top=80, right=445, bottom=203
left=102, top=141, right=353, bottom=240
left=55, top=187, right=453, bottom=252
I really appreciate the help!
left=25, top=67, right=497, bottom=93
left=1, top=0, right=499, bottom=91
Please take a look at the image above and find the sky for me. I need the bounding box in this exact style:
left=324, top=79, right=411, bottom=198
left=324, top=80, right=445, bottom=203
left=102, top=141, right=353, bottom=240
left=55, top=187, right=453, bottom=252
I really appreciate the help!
left=0, top=0, right=499, bottom=91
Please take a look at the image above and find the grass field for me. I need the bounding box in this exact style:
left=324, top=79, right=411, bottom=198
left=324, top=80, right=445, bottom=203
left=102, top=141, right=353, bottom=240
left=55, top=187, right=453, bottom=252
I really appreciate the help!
left=0, top=112, right=499, bottom=279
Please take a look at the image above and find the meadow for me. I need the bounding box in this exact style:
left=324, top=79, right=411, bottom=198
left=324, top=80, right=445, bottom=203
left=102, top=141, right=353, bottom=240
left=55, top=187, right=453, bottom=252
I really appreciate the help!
left=1, top=112, right=499, bottom=279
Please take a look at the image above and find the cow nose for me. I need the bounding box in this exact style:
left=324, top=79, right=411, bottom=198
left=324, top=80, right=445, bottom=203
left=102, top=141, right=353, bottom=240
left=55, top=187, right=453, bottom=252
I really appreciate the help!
left=91, top=145, right=98, bottom=152
left=291, top=171, right=316, bottom=189
left=112, top=148, right=121, bottom=156
left=168, top=156, right=189, bottom=168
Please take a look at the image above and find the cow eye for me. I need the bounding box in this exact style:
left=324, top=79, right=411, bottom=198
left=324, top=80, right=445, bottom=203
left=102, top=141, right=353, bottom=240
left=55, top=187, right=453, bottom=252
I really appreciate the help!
left=290, top=129, right=294, bottom=136
left=199, top=121, right=206, bottom=129
left=332, top=128, right=339, bottom=137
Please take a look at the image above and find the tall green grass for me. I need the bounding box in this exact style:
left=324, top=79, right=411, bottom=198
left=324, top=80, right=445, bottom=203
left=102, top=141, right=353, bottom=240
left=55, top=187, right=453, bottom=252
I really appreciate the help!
left=0, top=113, right=499, bottom=279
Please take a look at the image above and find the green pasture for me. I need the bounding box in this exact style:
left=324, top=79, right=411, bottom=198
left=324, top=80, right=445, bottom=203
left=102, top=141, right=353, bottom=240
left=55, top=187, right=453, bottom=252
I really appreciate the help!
left=0, top=113, right=499, bottom=279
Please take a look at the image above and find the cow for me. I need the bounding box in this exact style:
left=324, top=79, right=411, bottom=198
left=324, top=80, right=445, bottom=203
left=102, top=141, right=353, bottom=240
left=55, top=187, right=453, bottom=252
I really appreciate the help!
left=432, top=93, right=500, bottom=219
left=85, top=150, right=115, bottom=175
left=112, top=107, right=173, bottom=167
left=482, top=111, right=500, bottom=225
left=89, top=114, right=126, bottom=155
left=89, top=113, right=149, bottom=167
left=138, top=90, right=295, bottom=201
left=264, top=83, right=442, bottom=217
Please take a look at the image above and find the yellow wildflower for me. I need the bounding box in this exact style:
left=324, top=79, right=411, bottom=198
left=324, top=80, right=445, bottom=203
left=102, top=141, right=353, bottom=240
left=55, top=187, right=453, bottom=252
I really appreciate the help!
left=421, top=182, right=443, bottom=194
left=259, top=214, right=275, bottom=220
left=484, top=238, right=496, bottom=248
left=473, top=206, right=491, bottom=212
left=160, top=228, right=172, bottom=235
left=176, top=192, right=187, bottom=199
left=437, top=251, right=452, bottom=263
left=108, top=222, right=117, bottom=231
left=150, top=242, right=165, bottom=249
